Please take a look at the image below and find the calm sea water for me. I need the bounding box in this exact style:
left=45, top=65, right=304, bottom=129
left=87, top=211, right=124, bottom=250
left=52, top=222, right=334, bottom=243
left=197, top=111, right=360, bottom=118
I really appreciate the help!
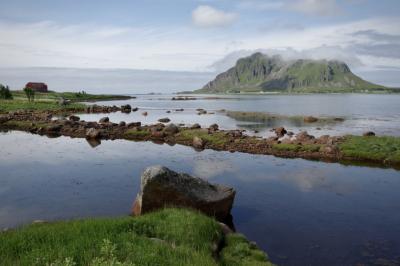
left=1, top=131, right=399, bottom=266
left=76, top=94, right=400, bottom=137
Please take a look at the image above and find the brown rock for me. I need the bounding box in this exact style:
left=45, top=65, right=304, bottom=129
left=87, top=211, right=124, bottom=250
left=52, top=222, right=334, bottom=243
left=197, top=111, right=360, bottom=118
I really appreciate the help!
left=304, top=116, right=318, bottom=123
left=158, top=117, right=171, bottom=123
left=69, top=115, right=80, bottom=122
left=191, top=123, right=201, bottom=129
left=193, top=136, right=205, bottom=149
left=295, top=131, right=315, bottom=142
left=132, top=166, right=236, bottom=222
left=164, top=123, right=179, bottom=135
left=273, top=127, right=287, bottom=138
left=142, top=111, right=148, bottom=116
left=127, top=122, right=141, bottom=128
left=209, top=124, right=219, bottom=131
left=363, top=131, right=375, bottom=137
left=86, top=128, right=101, bottom=139
left=99, top=117, right=109, bottom=123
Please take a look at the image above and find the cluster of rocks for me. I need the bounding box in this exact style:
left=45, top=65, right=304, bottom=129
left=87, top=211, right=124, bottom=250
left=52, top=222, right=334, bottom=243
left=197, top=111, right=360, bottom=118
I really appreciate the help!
left=84, top=104, right=138, bottom=114
left=171, top=96, right=197, bottom=101
left=0, top=110, right=52, bottom=122
left=197, top=108, right=207, bottom=115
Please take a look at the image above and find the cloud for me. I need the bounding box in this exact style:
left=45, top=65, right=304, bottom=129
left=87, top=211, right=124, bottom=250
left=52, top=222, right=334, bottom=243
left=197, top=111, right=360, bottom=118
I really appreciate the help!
left=192, top=5, right=237, bottom=28
left=288, top=0, right=340, bottom=16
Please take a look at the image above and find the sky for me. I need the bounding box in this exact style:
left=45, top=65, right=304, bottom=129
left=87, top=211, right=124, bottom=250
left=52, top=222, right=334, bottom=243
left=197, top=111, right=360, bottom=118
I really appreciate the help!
left=0, top=0, right=400, bottom=92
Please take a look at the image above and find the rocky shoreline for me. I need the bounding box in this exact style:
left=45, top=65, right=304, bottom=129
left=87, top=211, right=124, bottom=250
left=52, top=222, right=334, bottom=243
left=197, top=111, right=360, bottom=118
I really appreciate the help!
left=0, top=108, right=399, bottom=169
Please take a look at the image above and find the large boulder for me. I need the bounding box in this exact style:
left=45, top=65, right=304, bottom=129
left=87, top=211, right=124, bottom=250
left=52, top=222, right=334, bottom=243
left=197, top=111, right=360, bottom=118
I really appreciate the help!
left=132, top=166, right=235, bottom=222
left=86, top=128, right=101, bottom=139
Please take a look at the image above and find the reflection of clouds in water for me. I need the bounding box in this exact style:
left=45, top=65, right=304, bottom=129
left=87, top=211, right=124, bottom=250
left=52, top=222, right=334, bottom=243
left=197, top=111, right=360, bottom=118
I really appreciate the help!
left=192, top=157, right=236, bottom=180
left=281, top=167, right=357, bottom=194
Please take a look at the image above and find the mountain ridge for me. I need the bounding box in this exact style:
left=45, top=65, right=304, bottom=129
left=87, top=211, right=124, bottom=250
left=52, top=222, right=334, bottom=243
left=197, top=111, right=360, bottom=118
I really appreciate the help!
left=194, top=52, right=387, bottom=93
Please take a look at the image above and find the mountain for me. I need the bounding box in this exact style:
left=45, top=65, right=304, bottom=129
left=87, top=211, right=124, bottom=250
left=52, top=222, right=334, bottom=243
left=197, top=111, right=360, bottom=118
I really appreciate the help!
left=194, top=53, right=387, bottom=93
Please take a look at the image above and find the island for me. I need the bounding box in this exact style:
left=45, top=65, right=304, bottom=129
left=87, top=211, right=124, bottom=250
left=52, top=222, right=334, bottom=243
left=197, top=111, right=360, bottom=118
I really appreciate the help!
left=194, top=52, right=397, bottom=94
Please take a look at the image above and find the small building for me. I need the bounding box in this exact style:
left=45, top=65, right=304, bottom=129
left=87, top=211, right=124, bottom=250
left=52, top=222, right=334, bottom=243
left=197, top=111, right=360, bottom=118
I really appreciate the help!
left=25, top=82, right=48, bottom=92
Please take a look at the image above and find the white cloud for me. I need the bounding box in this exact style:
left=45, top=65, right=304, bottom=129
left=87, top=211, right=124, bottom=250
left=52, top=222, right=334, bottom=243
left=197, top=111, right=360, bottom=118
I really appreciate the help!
left=192, top=5, right=237, bottom=28
left=288, top=0, right=340, bottom=16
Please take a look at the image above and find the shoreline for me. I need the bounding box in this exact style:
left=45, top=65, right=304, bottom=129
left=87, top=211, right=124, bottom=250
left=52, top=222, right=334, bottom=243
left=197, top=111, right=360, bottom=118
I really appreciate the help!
left=1, top=109, right=399, bottom=170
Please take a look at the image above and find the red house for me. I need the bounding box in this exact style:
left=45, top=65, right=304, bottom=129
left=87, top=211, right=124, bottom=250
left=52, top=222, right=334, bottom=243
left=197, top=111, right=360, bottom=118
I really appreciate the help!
left=25, top=82, right=48, bottom=92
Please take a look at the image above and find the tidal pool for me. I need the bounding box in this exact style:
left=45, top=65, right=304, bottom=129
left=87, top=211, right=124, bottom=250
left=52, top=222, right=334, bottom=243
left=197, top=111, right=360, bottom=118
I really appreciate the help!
left=1, top=131, right=400, bottom=265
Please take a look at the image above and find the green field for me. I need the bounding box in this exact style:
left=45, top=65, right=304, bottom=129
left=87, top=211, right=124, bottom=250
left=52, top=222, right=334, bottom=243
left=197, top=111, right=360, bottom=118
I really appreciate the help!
left=0, top=208, right=274, bottom=266
left=10, top=90, right=132, bottom=102
left=0, top=99, right=85, bottom=113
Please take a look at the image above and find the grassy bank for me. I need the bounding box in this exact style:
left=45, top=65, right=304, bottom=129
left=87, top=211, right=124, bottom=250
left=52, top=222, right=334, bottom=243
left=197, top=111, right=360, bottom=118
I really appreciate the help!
left=11, top=90, right=133, bottom=102
left=0, top=208, right=273, bottom=266
left=339, top=135, right=400, bottom=164
left=0, top=99, right=85, bottom=113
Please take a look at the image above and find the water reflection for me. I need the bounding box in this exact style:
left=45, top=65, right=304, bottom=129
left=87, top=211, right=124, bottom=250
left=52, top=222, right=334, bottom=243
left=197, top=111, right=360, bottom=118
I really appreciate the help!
left=1, top=131, right=400, bottom=265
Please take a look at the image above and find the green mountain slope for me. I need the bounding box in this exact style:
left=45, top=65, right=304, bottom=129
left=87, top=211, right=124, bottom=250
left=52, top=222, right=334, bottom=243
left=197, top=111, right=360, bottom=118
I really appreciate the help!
left=195, top=52, right=388, bottom=93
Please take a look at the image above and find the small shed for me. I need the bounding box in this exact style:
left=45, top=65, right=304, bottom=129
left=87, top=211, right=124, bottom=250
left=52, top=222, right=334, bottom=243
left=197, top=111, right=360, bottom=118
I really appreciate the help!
left=25, top=82, right=48, bottom=92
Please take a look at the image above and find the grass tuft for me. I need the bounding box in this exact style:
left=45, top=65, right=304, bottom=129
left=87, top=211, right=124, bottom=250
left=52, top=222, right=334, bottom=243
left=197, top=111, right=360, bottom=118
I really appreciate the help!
left=339, top=135, right=400, bottom=164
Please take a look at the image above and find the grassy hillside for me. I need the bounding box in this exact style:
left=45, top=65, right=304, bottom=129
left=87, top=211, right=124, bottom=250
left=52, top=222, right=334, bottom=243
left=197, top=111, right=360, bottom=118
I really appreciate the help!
left=0, top=208, right=274, bottom=266
left=195, top=53, right=393, bottom=94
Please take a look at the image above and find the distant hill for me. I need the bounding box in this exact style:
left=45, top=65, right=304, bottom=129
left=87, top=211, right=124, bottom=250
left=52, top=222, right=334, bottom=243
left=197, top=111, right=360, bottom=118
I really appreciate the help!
left=194, top=52, right=389, bottom=93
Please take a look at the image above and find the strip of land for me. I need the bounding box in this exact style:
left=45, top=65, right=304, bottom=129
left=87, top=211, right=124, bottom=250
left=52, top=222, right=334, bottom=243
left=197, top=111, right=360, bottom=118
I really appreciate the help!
left=0, top=208, right=274, bottom=266
left=0, top=109, right=399, bottom=169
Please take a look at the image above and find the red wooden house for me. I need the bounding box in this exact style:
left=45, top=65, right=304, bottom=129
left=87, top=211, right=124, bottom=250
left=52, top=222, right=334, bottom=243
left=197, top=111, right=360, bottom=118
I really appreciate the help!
left=25, top=82, right=48, bottom=92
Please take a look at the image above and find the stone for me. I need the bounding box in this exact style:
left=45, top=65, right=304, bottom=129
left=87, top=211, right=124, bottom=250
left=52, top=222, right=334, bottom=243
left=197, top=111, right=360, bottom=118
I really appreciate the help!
left=191, top=123, right=201, bottom=129
left=86, top=128, right=101, bottom=139
left=142, top=111, right=148, bottom=116
left=99, top=117, right=109, bottom=123
left=295, top=131, right=315, bottom=142
left=209, top=124, right=219, bottom=131
left=119, top=121, right=126, bottom=127
left=158, top=117, right=171, bottom=123
left=193, top=136, right=205, bottom=149
left=69, top=115, right=80, bottom=122
left=164, top=123, right=179, bottom=135
left=273, top=127, right=287, bottom=138
left=121, top=104, right=132, bottom=113
left=127, top=122, right=141, bottom=128
left=132, top=107, right=139, bottom=112
left=304, top=116, right=318, bottom=123
left=363, top=131, right=375, bottom=137
left=132, top=166, right=236, bottom=222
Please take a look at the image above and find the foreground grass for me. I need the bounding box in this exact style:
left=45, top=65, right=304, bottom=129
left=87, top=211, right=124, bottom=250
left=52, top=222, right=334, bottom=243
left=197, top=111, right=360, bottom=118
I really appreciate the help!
left=339, top=135, right=400, bottom=164
left=0, top=208, right=273, bottom=266
left=0, top=99, right=85, bottom=113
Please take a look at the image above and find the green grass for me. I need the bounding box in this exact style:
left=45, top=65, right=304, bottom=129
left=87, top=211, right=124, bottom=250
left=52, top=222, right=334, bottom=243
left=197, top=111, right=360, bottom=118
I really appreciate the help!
left=272, top=143, right=322, bottom=152
left=0, top=99, right=85, bottom=113
left=11, top=90, right=132, bottom=102
left=339, top=135, right=400, bottom=164
left=124, top=129, right=151, bottom=139
left=178, top=129, right=229, bottom=146
left=221, top=234, right=274, bottom=266
left=0, top=208, right=273, bottom=266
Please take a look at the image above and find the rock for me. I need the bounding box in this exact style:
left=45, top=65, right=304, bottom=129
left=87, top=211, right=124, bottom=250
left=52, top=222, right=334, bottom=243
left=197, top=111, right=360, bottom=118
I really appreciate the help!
left=132, top=107, right=138, bottom=112
left=197, top=109, right=207, bottom=115
left=287, top=131, right=294, bottom=136
left=86, top=128, right=101, bottom=139
left=132, top=166, right=236, bottom=222
left=69, top=115, right=80, bottom=122
left=166, top=110, right=171, bottom=113
left=119, top=121, right=126, bottom=127
left=209, top=124, right=219, bottom=131
left=0, top=115, right=10, bottom=124
left=334, top=117, right=345, bottom=122
left=158, top=117, right=171, bottom=123
left=363, top=131, right=375, bottom=137
left=127, top=122, right=141, bottom=128
left=121, top=105, right=132, bottom=113
left=175, top=108, right=184, bottom=112
left=273, top=127, right=287, bottom=138
left=190, top=123, right=201, bottom=129
left=164, top=123, right=179, bottom=135
left=193, top=136, right=205, bottom=149
left=142, top=111, right=148, bottom=116
left=295, top=131, right=315, bottom=142
left=99, top=117, right=109, bottom=123
left=304, top=116, right=318, bottom=123
left=47, top=125, right=62, bottom=132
